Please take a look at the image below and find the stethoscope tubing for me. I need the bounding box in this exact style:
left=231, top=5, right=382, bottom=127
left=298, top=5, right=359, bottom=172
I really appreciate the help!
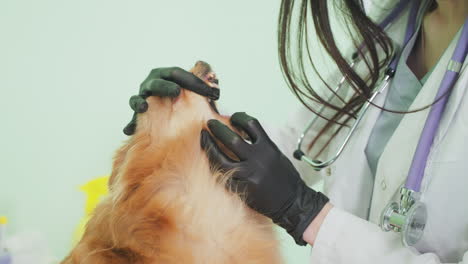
left=295, top=0, right=417, bottom=170
left=294, top=1, right=468, bottom=245
left=295, top=60, right=358, bottom=169
left=405, top=18, right=468, bottom=192
left=295, top=2, right=467, bottom=195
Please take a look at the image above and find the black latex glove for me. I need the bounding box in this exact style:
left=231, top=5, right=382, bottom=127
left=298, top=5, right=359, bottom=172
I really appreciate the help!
left=200, top=112, right=329, bottom=246
left=123, top=67, right=220, bottom=135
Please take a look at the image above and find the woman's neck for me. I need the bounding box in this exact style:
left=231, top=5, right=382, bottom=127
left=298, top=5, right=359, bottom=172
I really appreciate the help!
left=433, top=0, right=467, bottom=26
left=407, top=0, right=467, bottom=80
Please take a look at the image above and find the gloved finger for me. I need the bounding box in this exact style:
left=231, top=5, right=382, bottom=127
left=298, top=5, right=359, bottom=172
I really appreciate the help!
left=129, top=95, right=148, bottom=113
left=200, top=130, right=237, bottom=170
left=123, top=112, right=138, bottom=136
left=151, top=67, right=220, bottom=100
left=207, top=120, right=251, bottom=161
left=230, top=112, right=268, bottom=144
left=140, top=79, right=181, bottom=98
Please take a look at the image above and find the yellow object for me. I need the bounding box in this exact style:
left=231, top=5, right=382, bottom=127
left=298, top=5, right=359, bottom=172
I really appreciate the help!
left=0, top=216, right=7, bottom=225
left=73, top=176, right=110, bottom=244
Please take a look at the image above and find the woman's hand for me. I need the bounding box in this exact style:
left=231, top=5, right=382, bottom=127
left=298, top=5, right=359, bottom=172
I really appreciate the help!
left=201, top=112, right=329, bottom=245
left=123, top=67, right=220, bottom=135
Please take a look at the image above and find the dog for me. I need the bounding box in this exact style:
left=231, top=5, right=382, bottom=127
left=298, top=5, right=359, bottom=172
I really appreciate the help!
left=62, top=61, right=282, bottom=264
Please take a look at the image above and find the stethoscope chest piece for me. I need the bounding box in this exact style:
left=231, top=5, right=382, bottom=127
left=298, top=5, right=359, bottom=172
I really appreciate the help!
left=380, top=188, right=427, bottom=246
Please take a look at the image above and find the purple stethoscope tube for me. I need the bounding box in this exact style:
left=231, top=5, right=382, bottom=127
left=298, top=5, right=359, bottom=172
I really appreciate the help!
left=406, top=18, right=468, bottom=192
left=376, top=0, right=468, bottom=193
left=376, top=2, right=468, bottom=245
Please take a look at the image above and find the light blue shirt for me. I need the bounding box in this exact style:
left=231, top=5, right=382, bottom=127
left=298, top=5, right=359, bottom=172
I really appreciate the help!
left=364, top=25, right=432, bottom=177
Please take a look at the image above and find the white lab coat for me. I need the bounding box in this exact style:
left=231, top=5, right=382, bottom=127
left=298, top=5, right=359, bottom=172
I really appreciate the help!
left=273, top=1, right=468, bottom=263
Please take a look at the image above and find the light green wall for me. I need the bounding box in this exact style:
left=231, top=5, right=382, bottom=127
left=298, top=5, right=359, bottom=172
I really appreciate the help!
left=0, top=0, right=351, bottom=263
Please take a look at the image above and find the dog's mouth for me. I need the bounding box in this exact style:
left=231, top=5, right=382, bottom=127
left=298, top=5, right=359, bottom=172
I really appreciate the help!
left=204, top=72, right=219, bottom=89
left=203, top=72, right=220, bottom=114
left=190, top=61, right=219, bottom=86
left=189, top=61, right=251, bottom=163
left=189, top=61, right=220, bottom=114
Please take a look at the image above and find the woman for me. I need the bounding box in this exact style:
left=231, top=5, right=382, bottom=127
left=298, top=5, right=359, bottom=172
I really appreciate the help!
left=124, top=0, right=468, bottom=262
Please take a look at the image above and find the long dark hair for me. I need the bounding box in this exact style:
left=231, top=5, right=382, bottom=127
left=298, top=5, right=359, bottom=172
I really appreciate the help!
left=278, top=0, right=438, bottom=155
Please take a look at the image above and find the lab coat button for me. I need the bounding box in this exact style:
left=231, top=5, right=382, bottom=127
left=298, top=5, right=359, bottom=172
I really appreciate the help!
left=381, top=179, right=387, bottom=190
left=326, top=167, right=332, bottom=176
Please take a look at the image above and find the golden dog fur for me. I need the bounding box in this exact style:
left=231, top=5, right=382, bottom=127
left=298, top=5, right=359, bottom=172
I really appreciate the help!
left=62, top=63, right=282, bottom=263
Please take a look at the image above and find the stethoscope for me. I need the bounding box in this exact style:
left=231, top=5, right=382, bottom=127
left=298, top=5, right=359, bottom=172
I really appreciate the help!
left=293, top=0, right=468, bottom=246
